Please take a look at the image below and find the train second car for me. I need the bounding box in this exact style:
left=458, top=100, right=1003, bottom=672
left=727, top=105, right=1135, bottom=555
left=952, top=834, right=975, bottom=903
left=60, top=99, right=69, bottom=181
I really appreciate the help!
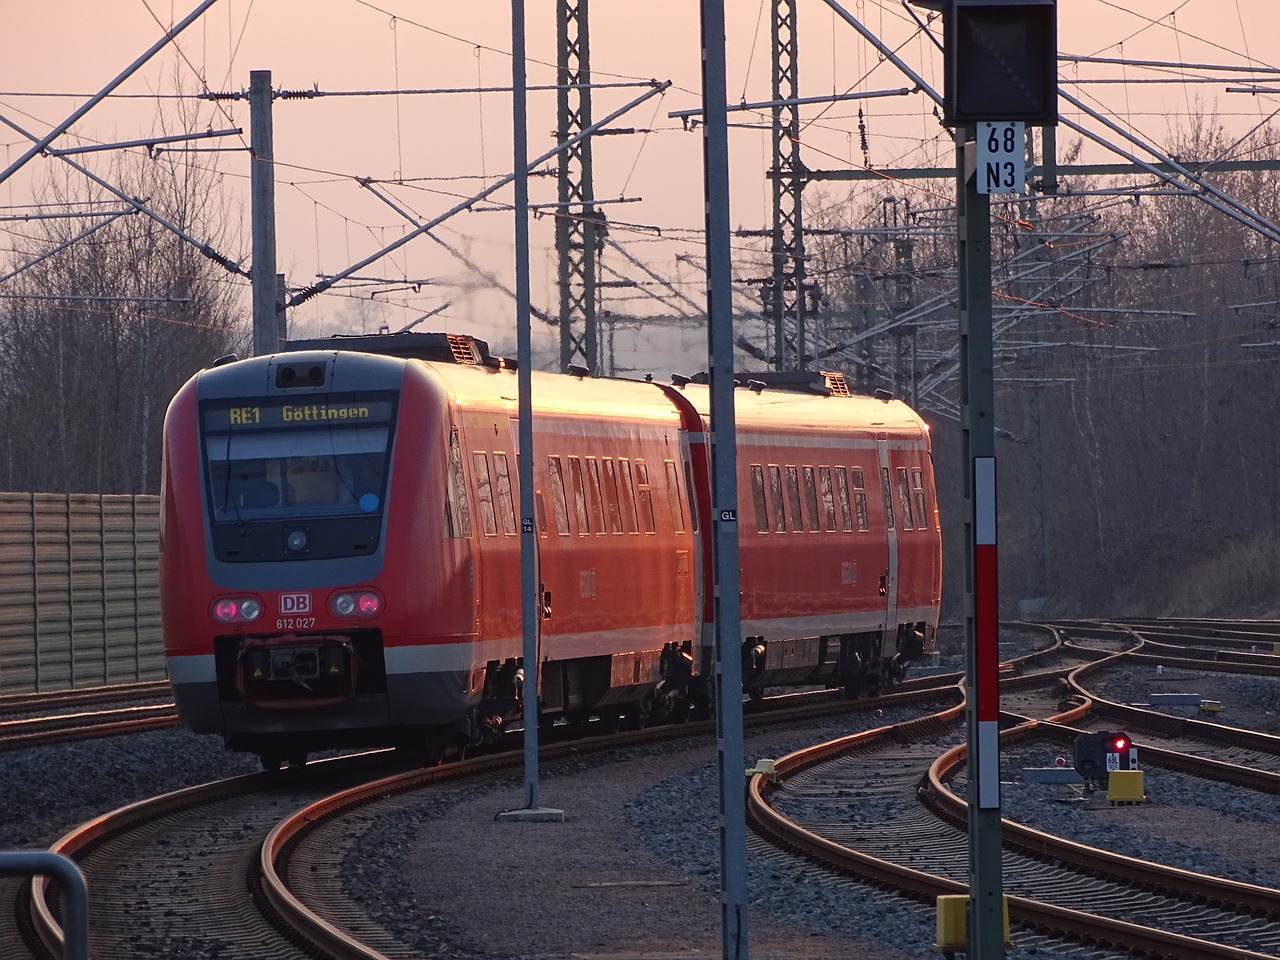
left=159, top=332, right=940, bottom=766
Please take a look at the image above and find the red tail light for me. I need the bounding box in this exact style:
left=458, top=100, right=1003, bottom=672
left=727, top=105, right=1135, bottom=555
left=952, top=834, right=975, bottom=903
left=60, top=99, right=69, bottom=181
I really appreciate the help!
left=329, top=589, right=383, bottom=620
left=211, top=597, right=263, bottom=624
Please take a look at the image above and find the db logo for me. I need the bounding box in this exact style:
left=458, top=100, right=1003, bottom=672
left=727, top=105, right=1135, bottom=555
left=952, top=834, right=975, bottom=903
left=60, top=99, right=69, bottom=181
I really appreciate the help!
left=280, top=593, right=312, bottom=614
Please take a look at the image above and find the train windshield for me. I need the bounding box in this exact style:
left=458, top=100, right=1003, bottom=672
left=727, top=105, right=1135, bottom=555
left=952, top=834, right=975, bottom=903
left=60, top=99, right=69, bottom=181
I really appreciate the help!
left=202, top=393, right=396, bottom=523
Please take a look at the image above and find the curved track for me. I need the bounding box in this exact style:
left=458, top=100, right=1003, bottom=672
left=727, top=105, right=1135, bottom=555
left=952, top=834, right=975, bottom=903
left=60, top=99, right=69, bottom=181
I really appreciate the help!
left=749, top=620, right=1280, bottom=959
left=22, top=685, right=948, bottom=959
left=20, top=619, right=1280, bottom=959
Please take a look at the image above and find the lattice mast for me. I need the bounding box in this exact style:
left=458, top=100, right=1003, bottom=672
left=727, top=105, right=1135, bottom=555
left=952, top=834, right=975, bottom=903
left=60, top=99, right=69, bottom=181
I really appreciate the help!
left=769, top=0, right=808, bottom=370
left=555, top=0, right=600, bottom=373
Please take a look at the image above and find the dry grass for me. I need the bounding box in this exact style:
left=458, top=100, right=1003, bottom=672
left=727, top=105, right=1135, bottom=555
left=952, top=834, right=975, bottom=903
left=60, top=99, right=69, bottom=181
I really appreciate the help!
left=1154, top=534, right=1280, bottom=618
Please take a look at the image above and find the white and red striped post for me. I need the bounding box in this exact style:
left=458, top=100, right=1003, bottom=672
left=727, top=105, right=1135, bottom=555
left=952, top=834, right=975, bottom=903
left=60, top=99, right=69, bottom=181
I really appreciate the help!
left=957, top=123, right=1005, bottom=958
left=973, top=456, right=1000, bottom=810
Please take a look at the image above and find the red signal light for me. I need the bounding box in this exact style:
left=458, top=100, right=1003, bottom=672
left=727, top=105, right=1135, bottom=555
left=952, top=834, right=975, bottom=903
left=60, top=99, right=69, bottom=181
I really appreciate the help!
left=1111, top=736, right=1128, bottom=752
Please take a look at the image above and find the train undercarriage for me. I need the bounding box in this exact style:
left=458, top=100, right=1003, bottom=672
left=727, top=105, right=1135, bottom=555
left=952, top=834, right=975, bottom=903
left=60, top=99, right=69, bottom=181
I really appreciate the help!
left=217, top=622, right=929, bottom=770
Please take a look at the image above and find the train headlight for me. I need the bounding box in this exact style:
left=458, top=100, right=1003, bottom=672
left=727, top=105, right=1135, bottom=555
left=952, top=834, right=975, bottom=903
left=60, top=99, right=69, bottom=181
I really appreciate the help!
left=329, top=589, right=383, bottom=620
left=212, top=596, right=264, bottom=624
left=285, top=528, right=309, bottom=552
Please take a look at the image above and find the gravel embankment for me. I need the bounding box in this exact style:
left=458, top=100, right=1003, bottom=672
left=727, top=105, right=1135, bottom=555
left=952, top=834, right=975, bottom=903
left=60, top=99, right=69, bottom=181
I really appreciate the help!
left=5, top=667, right=1277, bottom=959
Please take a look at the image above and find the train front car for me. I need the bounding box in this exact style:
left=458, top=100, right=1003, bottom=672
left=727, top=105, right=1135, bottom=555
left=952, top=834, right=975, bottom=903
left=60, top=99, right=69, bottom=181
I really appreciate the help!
left=160, top=336, right=481, bottom=768
left=671, top=372, right=942, bottom=699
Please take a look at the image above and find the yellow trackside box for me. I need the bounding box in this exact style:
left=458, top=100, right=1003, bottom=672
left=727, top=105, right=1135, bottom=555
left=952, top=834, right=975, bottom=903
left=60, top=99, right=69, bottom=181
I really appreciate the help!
left=935, top=895, right=1011, bottom=953
left=1107, top=769, right=1146, bottom=804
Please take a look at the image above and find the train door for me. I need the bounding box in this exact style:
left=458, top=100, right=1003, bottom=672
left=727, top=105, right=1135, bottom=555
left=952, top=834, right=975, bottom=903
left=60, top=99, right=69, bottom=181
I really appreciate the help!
left=446, top=424, right=482, bottom=630
left=875, top=437, right=900, bottom=649
left=507, top=418, right=544, bottom=660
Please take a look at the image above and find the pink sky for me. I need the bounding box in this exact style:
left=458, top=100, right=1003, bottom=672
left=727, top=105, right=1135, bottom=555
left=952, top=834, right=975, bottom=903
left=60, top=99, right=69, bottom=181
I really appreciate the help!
left=3, top=2, right=1278, bottom=355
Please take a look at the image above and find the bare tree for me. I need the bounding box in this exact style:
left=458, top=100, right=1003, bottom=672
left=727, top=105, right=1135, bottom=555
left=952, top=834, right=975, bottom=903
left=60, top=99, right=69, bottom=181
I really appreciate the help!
left=0, top=94, right=246, bottom=494
left=802, top=115, right=1280, bottom=617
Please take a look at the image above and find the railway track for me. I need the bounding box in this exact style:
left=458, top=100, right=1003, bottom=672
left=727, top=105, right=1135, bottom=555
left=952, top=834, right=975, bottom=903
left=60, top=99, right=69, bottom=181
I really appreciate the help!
left=750, top=620, right=1280, bottom=959
left=0, top=683, right=177, bottom=751
left=16, top=619, right=1280, bottom=958
left=19, top=685, right=954, bottom=960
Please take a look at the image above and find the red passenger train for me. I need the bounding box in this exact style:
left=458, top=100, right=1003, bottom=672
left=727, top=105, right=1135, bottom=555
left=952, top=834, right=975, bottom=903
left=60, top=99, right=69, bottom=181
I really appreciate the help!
left=159, top=332, right=940, bottom=767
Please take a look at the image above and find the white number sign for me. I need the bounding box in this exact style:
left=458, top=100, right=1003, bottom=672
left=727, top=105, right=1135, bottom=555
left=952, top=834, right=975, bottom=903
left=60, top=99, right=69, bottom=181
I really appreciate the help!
left=976, top=121, right=1025, bottom=195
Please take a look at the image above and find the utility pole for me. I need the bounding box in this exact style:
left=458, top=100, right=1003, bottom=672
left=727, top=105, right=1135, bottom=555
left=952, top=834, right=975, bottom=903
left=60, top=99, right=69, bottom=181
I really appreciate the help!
left=250, top=70, right=279, bottom=357
left=275, top=273, right=288, bottom=345
left=1020, top=130, right=1049, bottom=615
left=700, top=5, right=749, bottom=957
left=555, top=0, right=600, bottom=373
left=886, top=197, right=917, bottom=403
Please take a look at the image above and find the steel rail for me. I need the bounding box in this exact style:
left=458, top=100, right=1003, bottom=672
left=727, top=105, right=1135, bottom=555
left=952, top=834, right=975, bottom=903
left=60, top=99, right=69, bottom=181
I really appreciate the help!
left=751, top=627, right=1280, bottom=960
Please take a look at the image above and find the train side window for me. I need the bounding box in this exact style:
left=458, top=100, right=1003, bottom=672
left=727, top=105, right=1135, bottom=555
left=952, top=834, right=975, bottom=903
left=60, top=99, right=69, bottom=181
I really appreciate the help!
left=569, top=456, right=591, bottom=535
left=785, top=466, right=804, bottom=532
left=585, top=457, right=606, bottom=534
left=635, top=461, right=657, bottom=533
left=802, top=466, right=821, bottom=533
left=896, top=467, right=915, bottom=530
left=492, top=453, right=517, bottom=536
left=547, top=456, right=571, bottom=535
left=912, top=468, right=930, bottom=529
left=834, top=467, right=853, bottom=532
left=750, top=465, right=769, bottom=533
left=880, top=466, right=896, bottom=530
left=471, top=453, right=498, bottom=537
left=664, top=460, right=686, bottom=533
left=601, top=458, right=623, bottom=533
left=618, top=459, right=640, bottom=533
left=446, top=428, right=472, bottom=538
left=767, top=465, right=786, bottom=532
left=851, top=468, right=870, bottom=532
left=819, top=466, right=837, bottom=531
left=534, top=490, right=548, bottom=537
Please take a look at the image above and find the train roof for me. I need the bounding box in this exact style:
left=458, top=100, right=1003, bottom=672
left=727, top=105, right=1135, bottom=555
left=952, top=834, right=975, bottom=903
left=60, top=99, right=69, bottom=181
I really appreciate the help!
left=269, top=333, right=930, bottom=437
left=426, top=359, right=687, bottom=424
left=282, top=331, right=501, bottom=367
left=667, top=378, right=930, bottom=439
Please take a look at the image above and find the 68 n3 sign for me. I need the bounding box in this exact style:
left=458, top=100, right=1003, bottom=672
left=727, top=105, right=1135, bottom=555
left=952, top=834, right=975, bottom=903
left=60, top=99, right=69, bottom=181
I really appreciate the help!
left=976, top=122, right=1025, bottom=195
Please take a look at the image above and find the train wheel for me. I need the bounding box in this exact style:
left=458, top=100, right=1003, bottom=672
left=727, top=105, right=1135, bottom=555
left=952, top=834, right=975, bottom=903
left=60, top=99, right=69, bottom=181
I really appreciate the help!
left=258, top=753, right=283, bottom=773
left=671, top=697, right=691, bottom=723
left=657, top=692, right=690, bottom=724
